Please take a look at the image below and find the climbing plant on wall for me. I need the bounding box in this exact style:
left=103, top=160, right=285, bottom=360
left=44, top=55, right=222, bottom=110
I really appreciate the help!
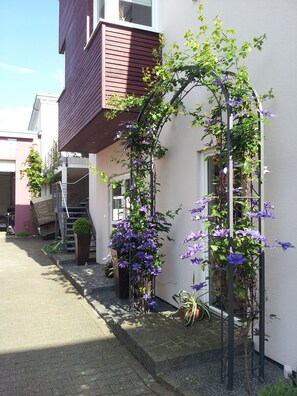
left=109, top=3, right=269, bottom=308
left=20, top=145, right=46, bottom=198
left=108, top=5, right=294, bottom=393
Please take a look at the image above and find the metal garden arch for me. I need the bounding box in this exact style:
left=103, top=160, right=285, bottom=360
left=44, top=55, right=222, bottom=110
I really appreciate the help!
left=129, top=65, right=266, bottom=390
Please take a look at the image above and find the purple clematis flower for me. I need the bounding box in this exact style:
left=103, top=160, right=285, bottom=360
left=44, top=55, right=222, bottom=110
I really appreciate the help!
left=226, top=98, right=243, bottom=107
left=213, top=228, right=230, bottom=238
left=134, top=159, right=145, bottom=166
left=183, top=231, right=206, bottom=244
left=180, top=243, right=204, bottom=259
left=275, top=240, right=295, bottom=251
left=264, top=201, right=274, bottom=210
left=246, top=209, right=275, bottom=219
left=118, top=261, right=129, bottom=268
left=194, top=196, right=215, bottom=205
left=191, top=281, right=207, bottom=292
left=149, top=267, right=162, bottom=276
left=190, top=257, right=203, bottom=265
left=260, top=110, right=277, bottom=118
left=132, top=263, right=142, bottom=272
left=236, top=229, right=266, bottom=244
left=211, top=76, right=229, bottom=85
left=148, top=300, right=158, bottom=309
left=227, top=253, right=247, bottom=266
left=189, top=205, right=206, bottom=214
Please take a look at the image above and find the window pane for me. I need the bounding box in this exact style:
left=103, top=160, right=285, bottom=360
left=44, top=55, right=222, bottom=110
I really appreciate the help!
left=110, top=177, right=130, bottom=226
left=119, top=0, right=152, bottom=26
left=99, top=0, right=105, bottom=19
left=112, top=185, right=124, bottom=221
left=94, top=0, right=105, bottom=24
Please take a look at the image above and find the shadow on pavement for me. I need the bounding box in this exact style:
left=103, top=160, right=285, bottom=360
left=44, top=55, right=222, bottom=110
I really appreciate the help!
left=0, top=339, right=161, bottom=395
left=2, top=235, right=79, bottom=295
left=4, top=235, right=53, bottom=267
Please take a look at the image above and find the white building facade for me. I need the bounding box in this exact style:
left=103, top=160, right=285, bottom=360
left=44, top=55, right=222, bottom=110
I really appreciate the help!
left=86, top=0, right=297, bottom=369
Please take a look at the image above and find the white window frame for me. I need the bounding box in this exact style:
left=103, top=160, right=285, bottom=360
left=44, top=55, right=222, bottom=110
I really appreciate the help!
left=93, top=0, right=156, bottom=31
left=109, top=174, right=130, bottom=232
left=199, top=150, right=242, bottom=324
left=199, top=149, right=213, bottom=305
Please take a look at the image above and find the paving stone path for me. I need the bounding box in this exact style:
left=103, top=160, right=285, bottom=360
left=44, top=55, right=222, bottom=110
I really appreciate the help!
left=0, top=234, right=174, bottom=396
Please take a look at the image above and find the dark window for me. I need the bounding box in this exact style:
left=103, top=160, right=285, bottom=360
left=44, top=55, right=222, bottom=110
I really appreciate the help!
left=119, top=0, right=152, bottom=27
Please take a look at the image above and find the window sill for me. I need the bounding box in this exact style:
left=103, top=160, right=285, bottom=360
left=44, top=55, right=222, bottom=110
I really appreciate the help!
left=85, top=19, right=160, bottom=50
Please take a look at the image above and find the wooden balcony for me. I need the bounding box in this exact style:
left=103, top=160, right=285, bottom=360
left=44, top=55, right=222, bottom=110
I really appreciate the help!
left=58, top=21, right=159, bottom=154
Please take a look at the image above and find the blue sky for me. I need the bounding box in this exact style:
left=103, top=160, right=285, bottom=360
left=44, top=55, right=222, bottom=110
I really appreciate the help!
left=0, top=0, right=64, bottom=130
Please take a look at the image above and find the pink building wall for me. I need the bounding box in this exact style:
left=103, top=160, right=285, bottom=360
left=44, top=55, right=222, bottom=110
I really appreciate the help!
left=0, top=136, right=40, bottom=235
left=14, top=139, right=33, bottom=234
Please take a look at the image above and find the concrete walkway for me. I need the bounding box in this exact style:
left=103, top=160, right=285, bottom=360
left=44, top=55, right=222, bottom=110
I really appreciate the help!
left=0, top=234, right=174, bottom=396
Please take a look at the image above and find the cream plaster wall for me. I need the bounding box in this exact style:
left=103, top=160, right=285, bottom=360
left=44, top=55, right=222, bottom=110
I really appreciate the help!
left=157, top=0, right=297, bottom=370
left=89, top=141, right=129, bottom=263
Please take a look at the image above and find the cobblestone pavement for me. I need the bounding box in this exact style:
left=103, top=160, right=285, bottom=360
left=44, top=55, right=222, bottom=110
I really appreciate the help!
left=0, top=234, right=174, bottom=396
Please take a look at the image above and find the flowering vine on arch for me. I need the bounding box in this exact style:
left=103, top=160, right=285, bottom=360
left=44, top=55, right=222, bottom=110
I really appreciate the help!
left=108, top=4, right=294, bottom=391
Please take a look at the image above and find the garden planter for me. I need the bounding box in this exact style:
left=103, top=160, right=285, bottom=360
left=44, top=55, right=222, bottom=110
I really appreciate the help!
left=74, top=234, right=91, bottom=266
left=111, top=249, right=129, bottom=299
left=181, top=307, right=203, bottom=323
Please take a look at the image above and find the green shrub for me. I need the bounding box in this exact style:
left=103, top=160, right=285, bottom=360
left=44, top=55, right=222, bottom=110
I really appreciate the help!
left=43, top=240, right=65, bottom=254
left=259, top=379, right=297, bottom=396
left=73, top=218, right=92, bottom=235
left=16, top=231, right=30, bottom=237
left=102, top=260, right=114, bottom=278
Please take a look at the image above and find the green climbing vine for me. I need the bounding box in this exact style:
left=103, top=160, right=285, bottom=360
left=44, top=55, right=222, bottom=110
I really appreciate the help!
left=20, top=145, right=46, bottom=198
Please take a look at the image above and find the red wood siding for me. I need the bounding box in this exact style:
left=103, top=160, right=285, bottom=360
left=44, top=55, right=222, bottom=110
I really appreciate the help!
left=58, top=0, right=103, bottom=152
left=58, top=0, right=159, bottom=153
left=103, top=24, right=160, bottom=106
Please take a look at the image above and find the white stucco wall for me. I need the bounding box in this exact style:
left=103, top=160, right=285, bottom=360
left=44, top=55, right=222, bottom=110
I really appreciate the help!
left=39, top=99, right=59, bottom=164
left=28, top=94, right=59, bottom=198
left=89, top=142, right=130, bottom=263
left=158, top=0, right=297, bottom=370
left=89, top=0, right=297, bottom=369
left=28, top=94, right=59, bottom=163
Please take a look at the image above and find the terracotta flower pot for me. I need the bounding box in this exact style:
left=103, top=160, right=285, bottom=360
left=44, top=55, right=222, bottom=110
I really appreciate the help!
left=181, top=306, right=203, bottom=323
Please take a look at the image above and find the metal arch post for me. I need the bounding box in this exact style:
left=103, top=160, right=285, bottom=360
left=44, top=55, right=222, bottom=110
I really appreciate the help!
left=226, top=111, right=235, bottom=391
left=132, top=65, right=265, bottom=391
left=136, top=66, right=238, bottom=390
left=258, top=110, right=265, bottom=381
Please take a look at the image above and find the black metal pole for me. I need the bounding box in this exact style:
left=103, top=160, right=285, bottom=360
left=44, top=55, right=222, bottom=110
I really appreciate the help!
left=227, top=112, right=234, bottom=391
left=258, top=113, right=265, bottom=381
left=259, top=250, right=265, bottom=380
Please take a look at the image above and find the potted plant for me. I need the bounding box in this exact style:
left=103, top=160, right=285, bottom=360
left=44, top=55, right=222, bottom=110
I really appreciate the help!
left=109, top=221, right=131, bottom=299
left=73, top=218, right=93, bottom=266
left=172, top=282, right=211, bottom=326
left=102, top=257, right=114, bottom=278
left=110, top=248, right=129, bottom=299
